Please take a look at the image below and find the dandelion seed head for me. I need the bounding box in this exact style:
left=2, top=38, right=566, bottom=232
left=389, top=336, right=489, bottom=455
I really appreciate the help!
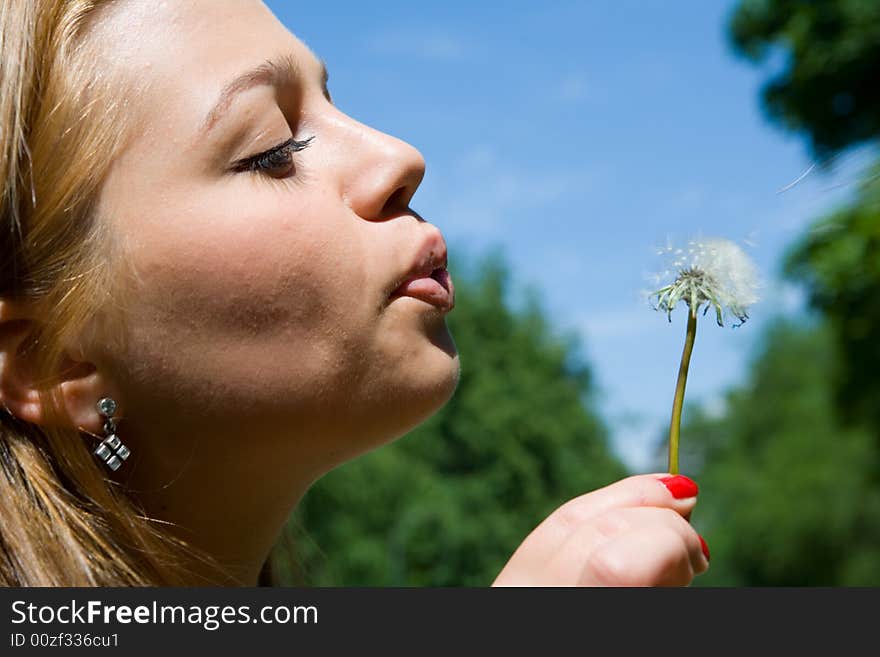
left=647, top=237, right=761, bottom=327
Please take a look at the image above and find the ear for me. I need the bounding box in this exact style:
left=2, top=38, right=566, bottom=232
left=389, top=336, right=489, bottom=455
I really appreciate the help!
left=0, top=298, right=117, bottom=434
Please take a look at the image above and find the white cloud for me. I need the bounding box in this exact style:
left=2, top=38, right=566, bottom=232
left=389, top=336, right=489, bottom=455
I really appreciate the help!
left=363, top=30, right=472, bottom=61
left=676, top=186, right=708, bottom=211
left=701, top=393, right=728, bottom=420
left=574, top=305, right=653, bottom=340
left=607, top=413, right=664, bottom=473
left=433, top=145, right=596, bottom=237
left=553, top=74, right=592, bottom=103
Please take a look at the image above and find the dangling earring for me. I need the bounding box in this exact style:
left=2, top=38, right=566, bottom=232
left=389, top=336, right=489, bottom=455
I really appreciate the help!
left=93, top=396, right=130, bottom=471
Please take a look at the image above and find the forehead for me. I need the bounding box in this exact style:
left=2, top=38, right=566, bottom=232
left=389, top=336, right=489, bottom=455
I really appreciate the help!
left=87, top=0, right=314, bottom=136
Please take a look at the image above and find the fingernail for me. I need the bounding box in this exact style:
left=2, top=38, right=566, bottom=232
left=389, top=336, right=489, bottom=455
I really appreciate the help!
left=698, top=534, right=710, bottom=561
left=658, top=474, right=699, bottom=499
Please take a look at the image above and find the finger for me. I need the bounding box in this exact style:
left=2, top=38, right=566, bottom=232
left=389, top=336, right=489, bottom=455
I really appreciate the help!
left=579, top=525, right=697, bottom=586
left=544, top=474, right=699, bottom=549
left=493, top=474, right=701, bottom=586
left=546, top=506, right=707, bottom=585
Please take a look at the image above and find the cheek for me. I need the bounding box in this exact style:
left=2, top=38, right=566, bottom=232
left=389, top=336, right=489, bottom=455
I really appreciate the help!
left=136, top=218, right=323, bottom=335
left=113, top=201, right=370, bottom=409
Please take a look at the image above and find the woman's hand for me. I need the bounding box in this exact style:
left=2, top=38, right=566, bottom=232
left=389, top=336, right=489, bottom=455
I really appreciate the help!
left=492, top=474, right=710, bottom=586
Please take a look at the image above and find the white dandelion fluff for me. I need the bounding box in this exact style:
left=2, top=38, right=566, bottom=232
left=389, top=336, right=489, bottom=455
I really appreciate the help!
left=648, top=236, right=762, bottom=474
left=649, top=237, right=761, bottom=327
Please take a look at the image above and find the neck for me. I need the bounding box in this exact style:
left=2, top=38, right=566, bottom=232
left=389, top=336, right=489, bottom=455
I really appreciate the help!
left=122, top=426, right=322, bottom=586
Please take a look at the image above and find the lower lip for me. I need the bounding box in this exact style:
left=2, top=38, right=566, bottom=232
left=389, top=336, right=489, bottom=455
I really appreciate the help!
left=391, top=269, right=455, bottom=311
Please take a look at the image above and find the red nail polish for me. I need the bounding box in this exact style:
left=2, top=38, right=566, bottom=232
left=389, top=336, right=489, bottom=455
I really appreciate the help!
left=698, top=534, right=710, bottom=561
left=659, top=474, right=699, bottom=499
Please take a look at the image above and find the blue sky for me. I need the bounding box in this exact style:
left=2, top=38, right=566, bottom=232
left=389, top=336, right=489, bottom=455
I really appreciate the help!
left=266, top=0, right=872, bottom=471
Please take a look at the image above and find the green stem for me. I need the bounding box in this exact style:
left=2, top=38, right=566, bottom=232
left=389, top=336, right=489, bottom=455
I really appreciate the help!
left=668, top=310, right=698, bottom=475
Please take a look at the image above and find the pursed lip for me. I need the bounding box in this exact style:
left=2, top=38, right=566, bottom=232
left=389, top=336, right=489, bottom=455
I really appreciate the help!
left=389, top=228, right=454, bottom=309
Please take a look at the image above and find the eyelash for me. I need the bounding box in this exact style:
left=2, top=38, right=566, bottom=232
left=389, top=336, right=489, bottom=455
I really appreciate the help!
left=232, top=136, right=315, bottom=177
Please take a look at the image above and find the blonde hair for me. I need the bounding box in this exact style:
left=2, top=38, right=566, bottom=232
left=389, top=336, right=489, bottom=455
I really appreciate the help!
left=0, top=0, right=228, bottom=585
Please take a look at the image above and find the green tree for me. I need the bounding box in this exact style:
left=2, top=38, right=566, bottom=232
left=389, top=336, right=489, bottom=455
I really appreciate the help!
left=688, top=319, right=880, bottom=585
left=730, top=0, right=880, bottom=436
left=715, top=0, right=880, bottom=585
left=274, top=248, right=625, bottom=585
left=729, top=0, right=880, bottom=159
left=784, top=166, right=880, bottom=431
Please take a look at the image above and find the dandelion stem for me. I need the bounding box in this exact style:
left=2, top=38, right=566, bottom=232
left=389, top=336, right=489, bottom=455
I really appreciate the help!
left=668, top=310, right=697, bottom=475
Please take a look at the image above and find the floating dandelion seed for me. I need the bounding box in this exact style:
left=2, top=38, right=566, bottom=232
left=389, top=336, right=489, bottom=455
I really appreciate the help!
left=648, top=237, right=761, bottom=474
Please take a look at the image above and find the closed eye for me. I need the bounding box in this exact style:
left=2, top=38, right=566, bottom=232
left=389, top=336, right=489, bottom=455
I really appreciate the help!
left=230, top=136, right=315, bottom=177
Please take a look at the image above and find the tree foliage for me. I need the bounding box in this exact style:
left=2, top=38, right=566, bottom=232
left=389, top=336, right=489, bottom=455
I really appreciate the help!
left=784, top=165, right=880, bottom=431
left=274, top=248, right=625, bottom=585
left=729, top=0, right=880, bottom=159
left=688, top=320, right=880, bottom=585
left=696, top=0, right=880, bottom=585
left=731, top=0, right=880, bottom=439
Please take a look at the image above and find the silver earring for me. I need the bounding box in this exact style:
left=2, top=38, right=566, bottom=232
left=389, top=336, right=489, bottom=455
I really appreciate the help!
left=93, top=397, right=130, bottom=471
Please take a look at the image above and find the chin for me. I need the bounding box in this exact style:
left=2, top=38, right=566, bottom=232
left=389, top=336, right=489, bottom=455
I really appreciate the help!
left=342, top=351, right=461, bottom=459
left=318, top=322, right=460, bottom=464
left=390, top=348, right=460, bottom=435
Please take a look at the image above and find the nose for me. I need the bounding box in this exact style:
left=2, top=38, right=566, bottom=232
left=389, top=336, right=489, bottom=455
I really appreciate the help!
left=335, top=114, right=427, bottom=221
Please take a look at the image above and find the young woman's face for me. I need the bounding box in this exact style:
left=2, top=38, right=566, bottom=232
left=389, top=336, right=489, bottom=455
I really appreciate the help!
left=87, top=0, right=460, bottom=469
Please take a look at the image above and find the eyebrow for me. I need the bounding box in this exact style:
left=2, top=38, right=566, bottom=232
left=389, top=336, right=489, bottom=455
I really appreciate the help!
left=199, top=52, right=329, bottom=137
